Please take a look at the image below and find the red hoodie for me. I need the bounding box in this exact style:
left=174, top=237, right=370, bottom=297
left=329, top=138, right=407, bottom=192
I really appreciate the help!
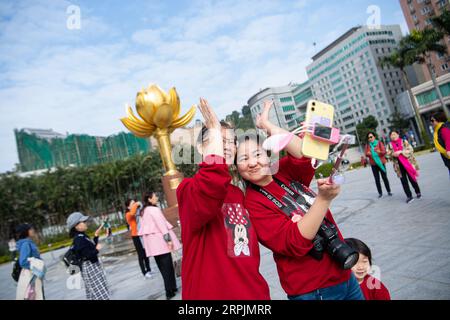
left=244, top=154, right=351, bottom=297
left=176, top=155, right=270, bottom=300
left=359, top=275, right=391, bottom=300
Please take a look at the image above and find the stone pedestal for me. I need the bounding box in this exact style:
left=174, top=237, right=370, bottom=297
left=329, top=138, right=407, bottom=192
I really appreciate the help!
left=161, top=172, right=184, bottom=208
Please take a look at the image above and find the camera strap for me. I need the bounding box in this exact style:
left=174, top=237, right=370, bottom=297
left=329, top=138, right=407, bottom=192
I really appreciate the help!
left=251, top=177, right=333, bottom=225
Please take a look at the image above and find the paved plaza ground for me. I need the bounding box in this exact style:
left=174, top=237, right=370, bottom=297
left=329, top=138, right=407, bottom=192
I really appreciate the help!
left=0, top=151, right=449, bottom=300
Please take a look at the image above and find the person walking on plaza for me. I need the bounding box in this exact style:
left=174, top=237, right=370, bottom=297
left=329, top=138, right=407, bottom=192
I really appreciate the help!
left=430, top=112, right=450, bottom=178
left=387, top=130, right=421, bottom=204
left=236, top=101, right=364, bottom=300
left=101, top=214, right=113, bottom=243
left=15, top=224, right=45, bottom=300
left=8, top=237, right=17, bottom=261
left=176, top=98, right=270, bottom=300
left=365, top=132, right=392, bottom=198
left=125, top=198, right=152, bottom=278
left=345, top=238, right=391, bottom=300
left=67, top=212, right=110, bottom=300
left=139, top=192, right=180, bottom=299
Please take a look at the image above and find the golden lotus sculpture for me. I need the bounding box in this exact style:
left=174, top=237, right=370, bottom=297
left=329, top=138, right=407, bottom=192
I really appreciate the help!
left=121, top=84, right=196, bottom=176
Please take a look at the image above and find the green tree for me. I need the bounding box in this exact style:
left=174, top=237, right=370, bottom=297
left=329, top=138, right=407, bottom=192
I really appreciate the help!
left=404, top=28, right=449, bottom=119
left=224, top=105, right=255, bottom=131
left=380, top=40, right=430, bottom=146
left=356, top=115, right=379, bottom=144
left=432, top=8, right=450, bottom=36
left=388, top=110, right=411, bottom=132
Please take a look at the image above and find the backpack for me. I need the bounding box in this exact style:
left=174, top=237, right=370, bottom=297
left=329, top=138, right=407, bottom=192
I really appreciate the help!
left=63, top=246, right=82, bottom=274
left=11, top=259, right=22, bottom=282
left=12, top=241, right=32, bottom=282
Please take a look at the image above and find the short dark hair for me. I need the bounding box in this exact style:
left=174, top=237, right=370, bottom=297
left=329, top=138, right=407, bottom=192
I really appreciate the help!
left=345, top=238, right=372, bottom=265
left=389, top=129, right=400, bottom=136
left=196, top=120, right=235, bottom=146
left=125, top=198, right=133, bottom=209
left=431, top=111, right=447, bottom=123
left=236, top=132, right=264, bottom=146
left=366, top=131, right=377, bottom=141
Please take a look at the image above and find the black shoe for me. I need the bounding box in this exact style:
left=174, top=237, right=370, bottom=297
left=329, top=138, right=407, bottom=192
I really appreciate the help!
left=416, top=193, right=421, bottom=199
left=388, top=192, right=393, bottom=196
left=406, top=197, right=414, bottom=204
left=166, top=291, right=176, bottom=300
left=378, top=194, right=383, bottom=198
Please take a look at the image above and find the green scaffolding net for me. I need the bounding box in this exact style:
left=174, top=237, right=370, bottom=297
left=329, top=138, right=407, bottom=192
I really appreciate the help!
left=15, top=129, right=151, bottom=172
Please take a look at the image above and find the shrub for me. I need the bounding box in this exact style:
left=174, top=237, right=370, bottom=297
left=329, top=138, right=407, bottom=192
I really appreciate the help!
left=315, top=163, right=334, bottom=179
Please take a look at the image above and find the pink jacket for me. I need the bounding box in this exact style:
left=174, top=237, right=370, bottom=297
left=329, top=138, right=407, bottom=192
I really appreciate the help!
left=137, top=206, right=181, bottom=257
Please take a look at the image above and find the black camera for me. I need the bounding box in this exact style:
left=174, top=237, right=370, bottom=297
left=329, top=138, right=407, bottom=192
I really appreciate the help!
left=309, top=222, right=358, bottom=270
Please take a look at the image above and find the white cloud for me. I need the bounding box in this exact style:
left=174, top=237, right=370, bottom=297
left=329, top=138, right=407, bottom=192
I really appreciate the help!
left=131, top=29, right=161, bottom=45
left=0, top=0, right=410, bottom=172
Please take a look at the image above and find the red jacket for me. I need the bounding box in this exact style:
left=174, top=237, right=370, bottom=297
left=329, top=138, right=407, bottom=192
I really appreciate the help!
left=359, top=275, right=391, bottom=300
left=244, top=155, right=350, bottom=296
left=365, top=141, right=388, bottom=166
left=176, top=155, right=270, bottom=300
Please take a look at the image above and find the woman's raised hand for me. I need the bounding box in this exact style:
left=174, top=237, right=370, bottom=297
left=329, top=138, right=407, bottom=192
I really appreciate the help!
left=198, top=97, right=224, bottom=160
left=256, top=100, right=274, bottom=131
left=198, top=97, right=221, bottom=130
left=316, top=178, right=341, bottom=202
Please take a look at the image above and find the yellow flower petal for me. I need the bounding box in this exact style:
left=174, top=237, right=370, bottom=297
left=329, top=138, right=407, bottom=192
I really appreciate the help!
left=168, top=87, right=180, bottom=119
left=152, top=103, right=174, bottom=128
left=136, top=90, right=156, bottom=125
left=171, top=105, right=196, bottom=128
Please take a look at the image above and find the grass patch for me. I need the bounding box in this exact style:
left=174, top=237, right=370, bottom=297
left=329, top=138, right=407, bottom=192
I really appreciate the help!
left=0, top=224, right=128, bottom=265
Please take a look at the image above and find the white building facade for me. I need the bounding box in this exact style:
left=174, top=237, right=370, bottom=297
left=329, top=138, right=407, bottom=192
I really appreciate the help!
left=247, top=81, right=314, bottom=131
left=306, top=25, right=406, bottom=138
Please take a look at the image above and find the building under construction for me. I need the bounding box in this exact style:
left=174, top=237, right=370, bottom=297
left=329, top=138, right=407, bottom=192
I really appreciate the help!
left=14, top=128, right=152, bottom=172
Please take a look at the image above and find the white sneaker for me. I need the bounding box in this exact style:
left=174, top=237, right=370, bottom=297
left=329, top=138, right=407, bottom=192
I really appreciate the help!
left=144, top=272, right=153, bottom=279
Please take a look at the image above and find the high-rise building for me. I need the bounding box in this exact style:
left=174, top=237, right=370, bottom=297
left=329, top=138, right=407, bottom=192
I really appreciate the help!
left=306, top=25, right=406, bottom=138
left=247, top=81, right=314, bottom=131
left=399, top=0, right=450, bottom=82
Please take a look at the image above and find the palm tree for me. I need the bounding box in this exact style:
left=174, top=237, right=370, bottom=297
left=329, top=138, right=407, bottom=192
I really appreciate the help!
left=403, top=28, right=449, bottom=118
left=380, top=48, right=431, bottom=146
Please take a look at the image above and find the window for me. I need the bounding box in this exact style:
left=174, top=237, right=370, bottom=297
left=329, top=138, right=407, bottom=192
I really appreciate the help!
left=437, top=0, right=447, bottom=8
left=280, top=97, right=293, bottom=103
left=282, top=105, right=295, bottom=112
left=442, top=63, right=449, bottom=71
left=420, top=6, right=431, bottom=15
left=285, top=114, right=295, bottom=121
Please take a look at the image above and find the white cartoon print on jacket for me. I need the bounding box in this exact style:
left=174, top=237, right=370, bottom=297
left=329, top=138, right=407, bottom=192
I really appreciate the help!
left=223, top=203, right=251, bottom=257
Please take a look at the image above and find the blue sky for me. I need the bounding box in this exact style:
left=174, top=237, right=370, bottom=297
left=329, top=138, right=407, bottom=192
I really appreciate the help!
left=0, top=0, right=408, bottom=172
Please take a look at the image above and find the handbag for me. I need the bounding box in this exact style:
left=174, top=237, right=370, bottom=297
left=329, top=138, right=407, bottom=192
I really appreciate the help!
left=11, top=259, right=22, bottom=282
